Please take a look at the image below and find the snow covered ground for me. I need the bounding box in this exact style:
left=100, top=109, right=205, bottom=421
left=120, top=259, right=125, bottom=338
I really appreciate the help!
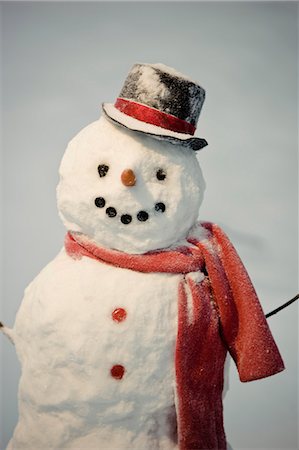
left=1, top=2, right=297, bottom=449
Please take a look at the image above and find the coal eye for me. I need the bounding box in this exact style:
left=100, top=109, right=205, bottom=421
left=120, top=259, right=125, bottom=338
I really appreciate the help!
left=156, top=168, right=166, bottom=181
left=98, top=164, right=109, bottom=178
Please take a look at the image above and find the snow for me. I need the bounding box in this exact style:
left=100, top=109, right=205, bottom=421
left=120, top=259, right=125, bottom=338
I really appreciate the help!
left=10, top=247, right=181, bottom=449
left=57, top=116, right=205, bottom=254
left=129, top=64, right=169, bottom=105
left=187, top=271, right=205, bottom=285
left=139, top=63, right=199, bottom=85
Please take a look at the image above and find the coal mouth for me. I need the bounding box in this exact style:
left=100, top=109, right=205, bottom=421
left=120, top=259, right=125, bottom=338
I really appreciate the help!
left=94, top=197, right=166, bottom=225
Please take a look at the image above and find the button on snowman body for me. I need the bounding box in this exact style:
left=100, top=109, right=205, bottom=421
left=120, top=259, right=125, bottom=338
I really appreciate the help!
left=3, top=63, right=284, bottom=450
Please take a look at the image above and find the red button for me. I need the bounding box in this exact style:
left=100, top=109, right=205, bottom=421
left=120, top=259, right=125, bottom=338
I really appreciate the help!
left=112, top=308, right=127, bottom=323
left=110, top=365, right=125, bottom=380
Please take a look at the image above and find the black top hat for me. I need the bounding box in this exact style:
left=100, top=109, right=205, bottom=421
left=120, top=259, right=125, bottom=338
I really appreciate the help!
left=102, top=63, right=208, bottom=151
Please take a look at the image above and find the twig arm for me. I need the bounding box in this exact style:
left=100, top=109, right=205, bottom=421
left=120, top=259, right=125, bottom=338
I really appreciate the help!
left=0, top=322, right=15, bottom=344
left=266, top=294, right=299, bottom=319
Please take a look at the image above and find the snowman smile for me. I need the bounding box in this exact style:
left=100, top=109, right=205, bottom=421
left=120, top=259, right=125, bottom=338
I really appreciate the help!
left=94, top=196, right=166, bottom=225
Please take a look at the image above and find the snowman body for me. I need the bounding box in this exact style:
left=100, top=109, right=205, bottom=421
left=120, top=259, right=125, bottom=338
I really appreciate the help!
left=10, top=247, right=182, bottom=450
left=7, top=116, right=206, bottom=450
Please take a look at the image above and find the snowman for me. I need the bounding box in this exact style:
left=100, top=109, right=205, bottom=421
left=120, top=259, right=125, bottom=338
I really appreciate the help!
left=2, top=63, right=284, bottom=450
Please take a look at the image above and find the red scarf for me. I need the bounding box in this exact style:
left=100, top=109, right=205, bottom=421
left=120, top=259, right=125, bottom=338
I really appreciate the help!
left=65, top=222, right=284, bottom=450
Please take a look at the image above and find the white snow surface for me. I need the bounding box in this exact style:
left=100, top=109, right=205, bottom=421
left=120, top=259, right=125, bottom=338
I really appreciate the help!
left=57, top=116, right=205, bottom=254
left=129, top=64, right=169, bottom=105
left=139, top=62, right=197, bottom=83
left=9, top=248, right=181, bottom=449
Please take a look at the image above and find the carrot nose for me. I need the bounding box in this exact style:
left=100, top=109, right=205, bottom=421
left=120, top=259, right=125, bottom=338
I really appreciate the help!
left=121, top=169, right=136, bottom=187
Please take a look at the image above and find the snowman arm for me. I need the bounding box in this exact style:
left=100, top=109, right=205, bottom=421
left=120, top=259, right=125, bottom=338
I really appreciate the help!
left=0, top=322, right=15, bottom=344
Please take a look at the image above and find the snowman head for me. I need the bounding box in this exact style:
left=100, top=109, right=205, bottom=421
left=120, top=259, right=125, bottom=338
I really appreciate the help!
left=57, top=117, right=205, bottom=254
left=58, top=63, right=208, bottom=253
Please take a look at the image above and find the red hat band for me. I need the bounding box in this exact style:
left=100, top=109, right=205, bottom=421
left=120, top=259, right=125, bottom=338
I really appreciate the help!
left=114, top=98, right=196, bottom=136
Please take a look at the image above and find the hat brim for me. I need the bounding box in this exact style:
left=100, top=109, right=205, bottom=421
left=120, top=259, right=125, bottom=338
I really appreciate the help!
left=102, top=103, right=208, bottom=151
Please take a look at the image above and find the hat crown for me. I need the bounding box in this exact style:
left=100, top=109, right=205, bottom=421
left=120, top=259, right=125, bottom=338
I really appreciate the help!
left=118, top=63, right=205, bottom=127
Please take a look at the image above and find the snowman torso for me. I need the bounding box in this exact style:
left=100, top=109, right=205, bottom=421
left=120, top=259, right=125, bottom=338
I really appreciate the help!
left=12, top=247, right=181, bottom=449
